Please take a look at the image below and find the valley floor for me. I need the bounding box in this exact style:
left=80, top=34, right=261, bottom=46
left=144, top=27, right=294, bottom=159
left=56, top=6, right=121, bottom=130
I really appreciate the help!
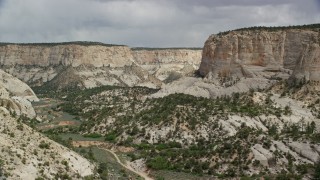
left=28, top=84, right=320, bottom=179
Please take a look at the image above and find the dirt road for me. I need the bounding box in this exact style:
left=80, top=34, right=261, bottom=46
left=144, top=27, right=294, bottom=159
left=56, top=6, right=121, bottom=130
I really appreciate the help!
left=101, top=148, right=153, bottom=180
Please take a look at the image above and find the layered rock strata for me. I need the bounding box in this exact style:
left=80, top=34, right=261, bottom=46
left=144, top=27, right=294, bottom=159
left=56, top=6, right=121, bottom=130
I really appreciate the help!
left=0, top=43, right=202, bottom=89
left=199, top=29, right=320, bottom=82
left=132, top=49, right=201, bottom=81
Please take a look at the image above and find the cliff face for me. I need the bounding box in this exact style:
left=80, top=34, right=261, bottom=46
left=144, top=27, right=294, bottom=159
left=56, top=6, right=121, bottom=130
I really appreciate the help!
left=132, top=49, right=201, bottom=65
left=199, top=29, right=320, bottom=81
left=132, top=49, right=202, bottom=81
left=0, top=44, right=202, bottom=89
left=0, top=44, right=134, bottom=67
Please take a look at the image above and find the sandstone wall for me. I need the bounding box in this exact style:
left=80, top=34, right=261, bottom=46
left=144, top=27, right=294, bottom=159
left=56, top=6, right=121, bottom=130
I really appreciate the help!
left=132, top=49, right=201, bottom=65
left=0, top=44, right=134, bottom=67
left=199, top=29, right=320, bottom=81
left=132, top=49, right=202, bottom=81
left=0, top=43, right=202, bottom=87
left=0, top=44, right=201, bottom=67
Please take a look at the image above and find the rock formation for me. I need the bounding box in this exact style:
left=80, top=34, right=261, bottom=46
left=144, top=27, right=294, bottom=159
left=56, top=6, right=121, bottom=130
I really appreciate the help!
left=199, top=29, right=320, bottom=82
left=0, top=69, right=95, bottom=179
left=0, top=43, right=202, bottom=89
left=132, top=48, right=201, bottom=81
left=0, top=43, right=133, bottom=67
left=0, top=69, right=38, bottom=118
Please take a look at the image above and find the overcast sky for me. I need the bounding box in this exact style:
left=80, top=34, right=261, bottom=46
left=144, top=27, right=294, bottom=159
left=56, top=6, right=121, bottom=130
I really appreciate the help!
left=0, top=0, right=319, bottom=47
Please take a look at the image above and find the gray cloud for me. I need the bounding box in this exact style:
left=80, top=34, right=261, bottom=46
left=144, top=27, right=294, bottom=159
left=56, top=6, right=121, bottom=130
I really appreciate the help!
left=0, top=0, right=319, bottom=47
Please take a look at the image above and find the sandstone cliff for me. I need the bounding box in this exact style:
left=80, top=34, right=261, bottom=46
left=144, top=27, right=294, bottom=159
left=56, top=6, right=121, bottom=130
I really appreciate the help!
left=132, top=48, right=201, bottom=65
left=199, top=29, right=320, bottom=82
left=0, top=43, right=202, bottom=89
left=132, top=48, right=201, bottom=81
left=0, top=43, right=133, bottom=67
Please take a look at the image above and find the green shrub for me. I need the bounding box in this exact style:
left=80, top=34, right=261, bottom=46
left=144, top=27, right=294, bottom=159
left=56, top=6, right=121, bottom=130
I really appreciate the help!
left=83, top=133, right=102, bottom=138
left=39, top=141, right=50, bottom=149
left=147, top=156, right=169, bottom=170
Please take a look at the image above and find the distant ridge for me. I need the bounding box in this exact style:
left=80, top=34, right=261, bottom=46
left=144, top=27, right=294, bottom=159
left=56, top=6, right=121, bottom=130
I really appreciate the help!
left=0, top=41, right=203, bottom=50
left=132, top=47, right=202, bottom=51
left=0, top=41, right=126, bottom=47
left=218, top=23, right=320, bottom=35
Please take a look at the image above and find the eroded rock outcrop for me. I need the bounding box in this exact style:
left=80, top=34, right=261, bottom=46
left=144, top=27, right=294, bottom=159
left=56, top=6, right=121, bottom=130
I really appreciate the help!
left=199, top=29, right=320, bottom=82
left=0, top=43, right=202, bottom=89
left=0, top=43, right=133, bottom=67
left=0, top=69, right=38, bottom=118
left=132, top=49, right=201, bottom=81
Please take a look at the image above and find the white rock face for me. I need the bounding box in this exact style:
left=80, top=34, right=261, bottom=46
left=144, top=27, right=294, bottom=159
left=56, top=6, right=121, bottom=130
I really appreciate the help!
left=251, top=144, right=274, bottom=167
left=272, top=141, right=312, bottom=164
left=0, top=44, right=134, bottom=67
left=133, top=49, right=202, bottom=81
left=199, top=29, right=320, bottom=82
left=288, top=142, right=320, bottom=163
left=0, top=44, right=202, bottom=88
left=0, top=69, right=38, bottom=101
left=0, top=69, right=38, bottom=118
left=11, top=96, right=36, bottom=118
left=61, top=151, right=94, bottom=177
left=151, top=77, right=274, bottom=98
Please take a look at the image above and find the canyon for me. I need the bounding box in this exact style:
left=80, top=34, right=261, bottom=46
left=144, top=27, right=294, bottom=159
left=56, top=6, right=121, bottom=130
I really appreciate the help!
left=0, top=25, right=319, bottom=179
left=0, top=43, right=202, bottom=89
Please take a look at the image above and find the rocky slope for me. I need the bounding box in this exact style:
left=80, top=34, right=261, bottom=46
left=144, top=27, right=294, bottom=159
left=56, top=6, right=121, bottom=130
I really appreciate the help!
left=52, top=85, right=320, bottom=179
left=0, top=42, right=202, bottom=89
left=0, top=69, right=38, bottom=118
left=0, top=70, right=95, bottom=179
left=199, top=28, right=320, bottom=82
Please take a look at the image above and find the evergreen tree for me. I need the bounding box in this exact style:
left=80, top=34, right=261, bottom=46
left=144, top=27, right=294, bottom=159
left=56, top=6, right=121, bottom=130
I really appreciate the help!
left=313, top=159, right=320, bottom=180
